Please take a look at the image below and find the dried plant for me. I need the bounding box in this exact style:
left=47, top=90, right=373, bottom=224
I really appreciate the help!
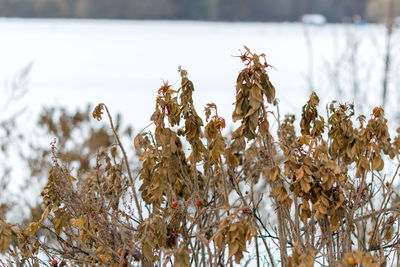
left=0, top=63, right=32, bottom=220
left=2, top=47, right=400, bottom=266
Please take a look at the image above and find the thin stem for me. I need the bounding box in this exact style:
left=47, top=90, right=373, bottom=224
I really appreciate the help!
left=255, top=235, right=260, bottom=267
left=103, top=104, right=143, bottom=221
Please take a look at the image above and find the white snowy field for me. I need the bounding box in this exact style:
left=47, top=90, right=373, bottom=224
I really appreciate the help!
left=1, top=18, right=399, bottom=130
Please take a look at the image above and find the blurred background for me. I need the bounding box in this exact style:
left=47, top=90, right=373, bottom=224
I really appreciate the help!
left=0, top=0, right=396, bottom=23
left=0, top=0, right=400, bottom=223
left=0, top=0, right=398, bottom=126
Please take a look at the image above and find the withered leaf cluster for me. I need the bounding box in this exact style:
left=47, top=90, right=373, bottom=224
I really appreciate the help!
left=1, top=47, right=400, bottom=267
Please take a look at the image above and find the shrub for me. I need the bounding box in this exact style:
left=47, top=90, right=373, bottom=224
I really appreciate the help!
left=1, top=47, right=400, bottom=266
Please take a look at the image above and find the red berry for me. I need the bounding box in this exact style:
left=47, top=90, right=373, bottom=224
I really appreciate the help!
left=347, top=257, right=357, bottom=265
left=51, top=259, right=58, bottom=266
left=89, top=212, right=95, bottom=218
left=243, top=206, right=250, bottom=213
left=117, top=248, right=128, bottom=258
left=195, top=200, right=202, bottom=207
left=172, top=201, right=178, bottom=208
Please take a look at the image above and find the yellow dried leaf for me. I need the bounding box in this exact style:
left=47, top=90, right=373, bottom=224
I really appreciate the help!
left=226, top=150, right=239, bottom=168
left=320, top=195, right=329, bottom=206
left=300, top=209, right=308, bottom=223
left=372, top=155, right=384, bottom=171
left=142, top=242, right=153, bottom=260
left=359, top=156, right=370, bottom=171
left=295, top=167, right=304, bottom=181
left=318, top=204, right=327, bottom=215
left=229, top=242, right=240, bottom=258
left=259, top=119, right=269, bottom=136
left=269, top=166, right=280, bottom=182
left=300, top=179, right=311, bottom=193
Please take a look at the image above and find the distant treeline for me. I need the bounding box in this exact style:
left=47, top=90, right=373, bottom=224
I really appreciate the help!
left=0, top=0, right=397, bottom=22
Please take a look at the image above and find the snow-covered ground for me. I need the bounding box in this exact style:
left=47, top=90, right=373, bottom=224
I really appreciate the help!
left=1, top=18, right=398, bottom=130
